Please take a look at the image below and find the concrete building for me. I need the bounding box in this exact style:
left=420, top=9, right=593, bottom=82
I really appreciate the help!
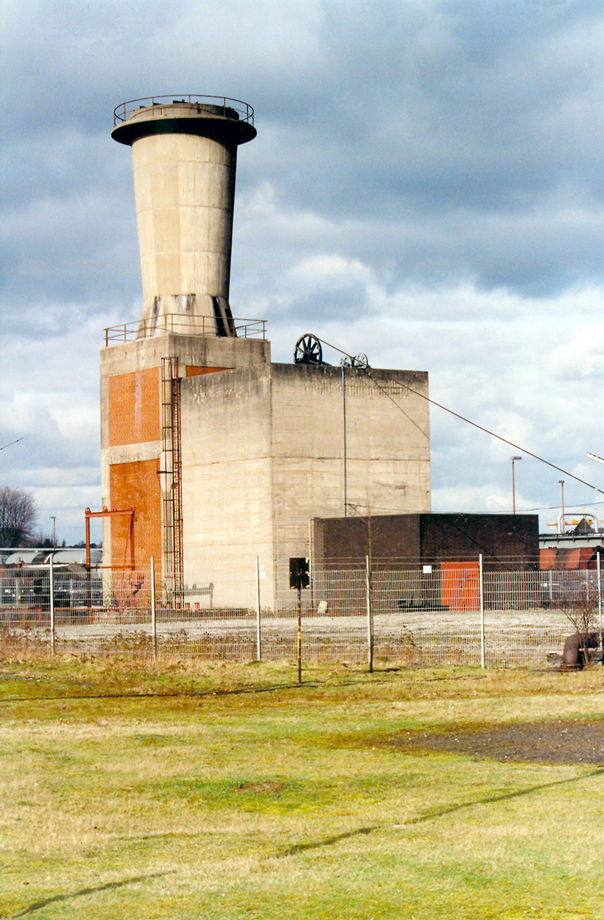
left=312, top=513, right=539, bottom=570
left=311, top=513, right=539, bottom=614
left=180, top=363, right=430, bottom=606
left=101, top=96, right=431, bottom=608
left=540, top=514, right=604, bottom=570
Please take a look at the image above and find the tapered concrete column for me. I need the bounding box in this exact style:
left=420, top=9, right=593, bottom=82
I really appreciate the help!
left=112, top=97, right=256, bottom=336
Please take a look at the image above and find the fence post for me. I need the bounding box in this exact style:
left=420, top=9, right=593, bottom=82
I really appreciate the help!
left=150, top=556, right=157, bottom=659
left=297, top=584, right=302, bottom=685
left=342, top=363, right=347, bottom=517
left=597, top=551, right=602, bottom=650
left=256, top=556, right=262, bottom=661
left=479, top=554, right=485, bottom=669
left=366, top=555, right=374, bottom=673
left=49, top=553, right=55, bottom=656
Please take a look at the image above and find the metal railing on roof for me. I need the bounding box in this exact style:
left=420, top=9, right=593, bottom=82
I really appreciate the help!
left=113, top=95, right=254, bottom=127
left=104, top=314, right=266, bottom=346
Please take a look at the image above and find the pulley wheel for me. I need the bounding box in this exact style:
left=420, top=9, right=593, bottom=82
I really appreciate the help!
left=294, top=334, right=323, bottom=365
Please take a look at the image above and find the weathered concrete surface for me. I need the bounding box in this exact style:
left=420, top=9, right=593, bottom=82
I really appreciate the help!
left=112, top=101, right=256, bottom=333
left=180, top=363, right=431, bottom=608
left=132, top=132, right=236, bottom=328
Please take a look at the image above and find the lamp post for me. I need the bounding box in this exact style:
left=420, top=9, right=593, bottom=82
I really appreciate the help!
left=50, top=516, right=56, bottom=550
left=558, top=480, right=565, bottom=534
left=341, top=361, right=347, bottom=517
left=511, top=456, right=522, bottom=514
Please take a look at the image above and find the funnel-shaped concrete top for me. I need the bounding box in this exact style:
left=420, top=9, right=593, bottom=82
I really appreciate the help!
left=112, top=95, right=256, bottom=147
left=111, top=95, right=256, bottom=337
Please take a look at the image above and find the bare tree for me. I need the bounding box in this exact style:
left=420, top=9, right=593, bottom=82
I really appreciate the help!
left=0, top=487, right=38, bottom=547
left=560, top=575, right=601, bottom=669
left=29, top=531, right=55, bottom=549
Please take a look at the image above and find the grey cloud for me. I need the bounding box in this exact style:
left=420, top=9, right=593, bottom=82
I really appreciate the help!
left=4, top=0, right=604, bottom=310
left=249, top=5, right=604, bottom=254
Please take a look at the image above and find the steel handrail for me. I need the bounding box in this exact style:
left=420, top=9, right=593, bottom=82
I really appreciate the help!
left=113, top=95, right=254, bottom=127
left=104, top=314, right=266, bottom=346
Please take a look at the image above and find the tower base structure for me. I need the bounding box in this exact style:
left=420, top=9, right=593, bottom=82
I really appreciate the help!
left=100, top=326, right=431, bottom=610
left=100, top=328, right=270, bottom=586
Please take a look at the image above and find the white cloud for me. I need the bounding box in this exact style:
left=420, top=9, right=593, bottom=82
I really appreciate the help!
left=286, top=254, right=372, bottom=288
left=548, top=323, right=604, bottom=379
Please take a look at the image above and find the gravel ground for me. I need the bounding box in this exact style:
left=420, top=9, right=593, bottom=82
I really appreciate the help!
left=382, top=720, right=604, bottom=764
left=0, top=608, right=583, bottom=666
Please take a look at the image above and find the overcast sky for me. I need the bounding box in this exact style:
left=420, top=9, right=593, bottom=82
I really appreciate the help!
left=2, top=0, right=604, bottom=544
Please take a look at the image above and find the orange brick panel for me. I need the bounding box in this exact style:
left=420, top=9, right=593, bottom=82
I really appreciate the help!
left=108, top=368, right=160, bottom=446
left=109, top=459, right=161, bottom=569
left=185, top=365, right=227, bottom=376
left=539, top=548, right=556, bottom=571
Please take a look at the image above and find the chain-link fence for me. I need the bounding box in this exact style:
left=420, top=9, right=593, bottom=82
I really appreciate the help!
left=1, top=558, right=602, bottom=668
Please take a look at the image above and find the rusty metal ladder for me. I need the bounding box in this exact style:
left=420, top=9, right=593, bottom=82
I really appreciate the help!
left=161, top=357, right=184, bottom=603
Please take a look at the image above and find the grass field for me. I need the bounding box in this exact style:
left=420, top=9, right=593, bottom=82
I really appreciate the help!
left=2, top=657, right=604, bottom=919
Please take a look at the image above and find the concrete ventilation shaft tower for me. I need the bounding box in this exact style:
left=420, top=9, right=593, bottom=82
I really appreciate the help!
left=111, top=96, right=256, bottom=336
left=101, top=94, right=431, bottom=610
left=101, top=96, right=269, bottom=595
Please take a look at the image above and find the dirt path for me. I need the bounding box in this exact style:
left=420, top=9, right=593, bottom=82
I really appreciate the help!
left=382, top=720, right=604, bottom=764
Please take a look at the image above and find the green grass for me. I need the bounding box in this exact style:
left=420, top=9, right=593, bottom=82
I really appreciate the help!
left=1, top=658, right=604, bottom=918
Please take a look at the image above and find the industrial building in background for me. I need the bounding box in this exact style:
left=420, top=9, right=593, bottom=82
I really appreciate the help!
left=101, top=96, right=432, bottom=608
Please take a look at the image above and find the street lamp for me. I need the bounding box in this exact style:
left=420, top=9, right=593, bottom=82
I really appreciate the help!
left=50, top=516, right=56, bottom=550
left=511, top=456, right=522, bottom=514
left=587, top=452, right=604, bottom=466
left=558, top=480, right=565, bottom=534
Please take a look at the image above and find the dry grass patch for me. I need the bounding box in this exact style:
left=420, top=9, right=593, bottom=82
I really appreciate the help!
left=2, top=660, right=604, bottom=919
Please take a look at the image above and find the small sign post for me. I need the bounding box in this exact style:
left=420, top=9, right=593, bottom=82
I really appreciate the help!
left=290, top=558, right=309, bottom=684
left=256, top=557, right=262, bottom=661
